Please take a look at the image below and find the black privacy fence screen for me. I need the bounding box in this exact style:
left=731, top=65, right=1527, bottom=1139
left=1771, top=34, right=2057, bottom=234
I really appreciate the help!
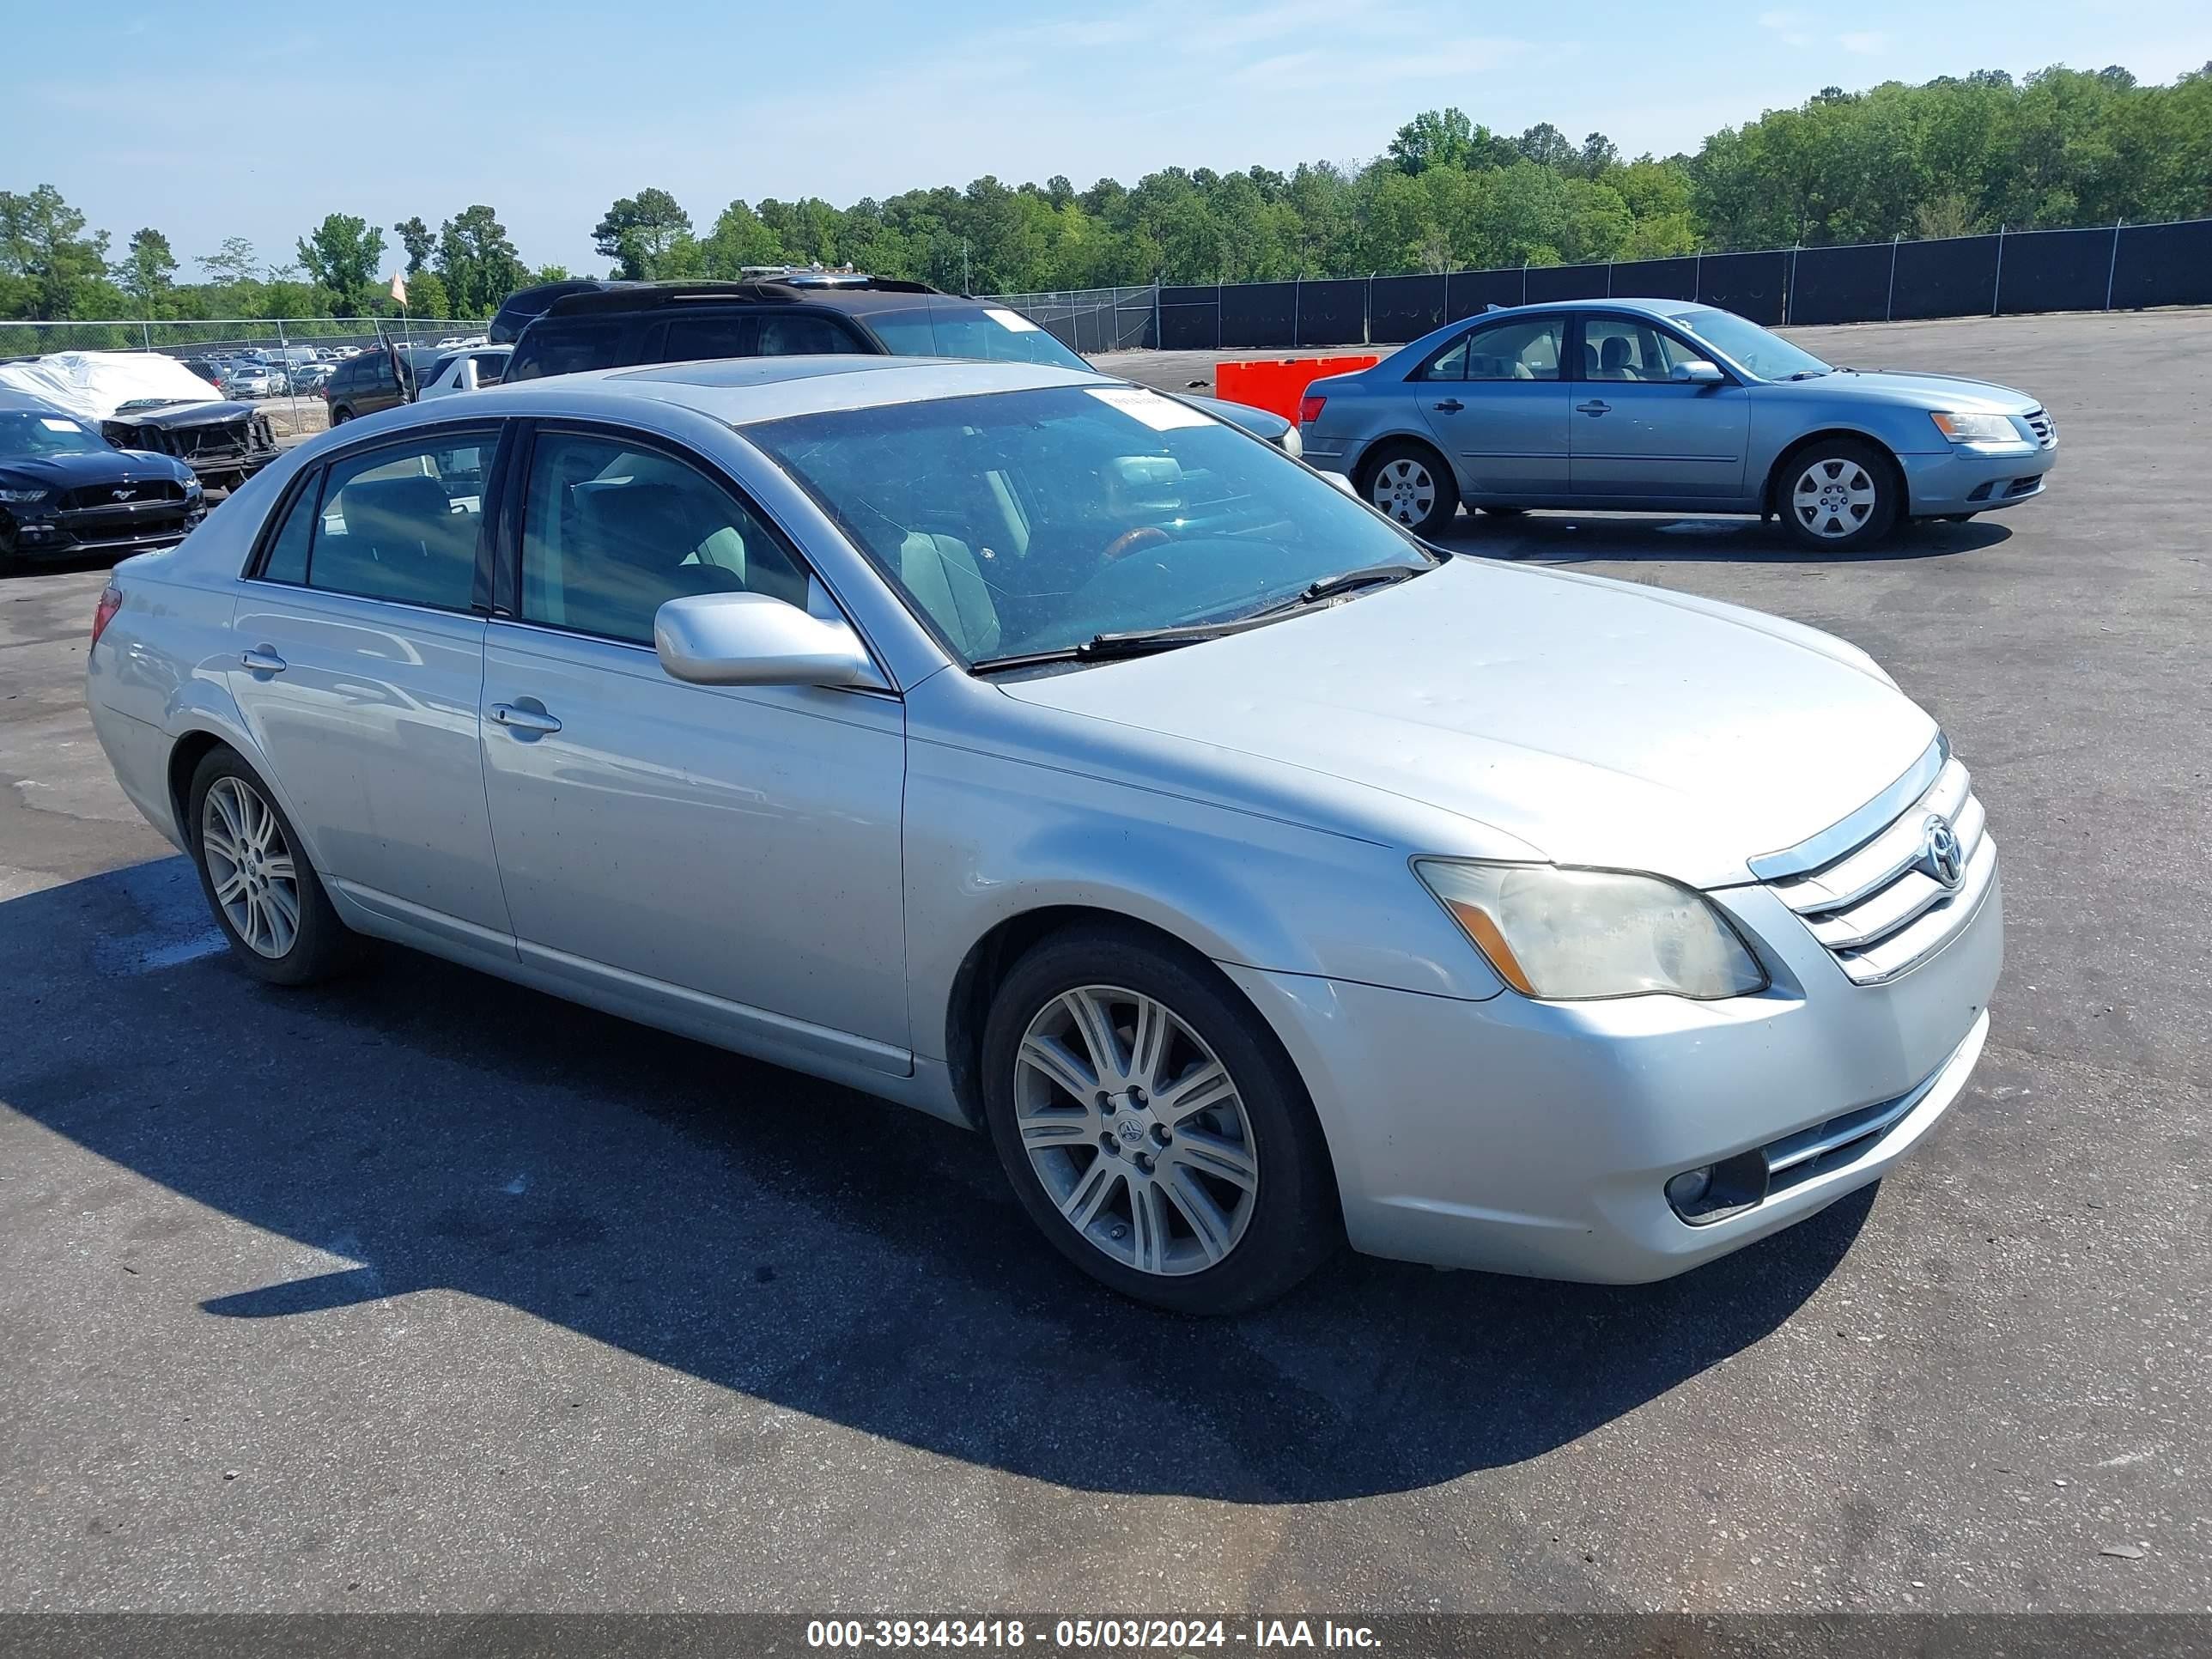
left=992, top=218, right=2212, bottom=355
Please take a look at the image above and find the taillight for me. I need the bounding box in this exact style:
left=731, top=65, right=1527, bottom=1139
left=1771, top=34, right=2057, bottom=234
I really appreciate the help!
left=90, top=582, right=124, bottom=648
left=1298, top=394, right=1326, bottom=424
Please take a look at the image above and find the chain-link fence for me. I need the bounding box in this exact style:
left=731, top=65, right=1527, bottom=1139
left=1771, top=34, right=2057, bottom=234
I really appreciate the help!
left=981, top=286, right=1158, bottom=355
left=0, top=316, right=494, bottom=442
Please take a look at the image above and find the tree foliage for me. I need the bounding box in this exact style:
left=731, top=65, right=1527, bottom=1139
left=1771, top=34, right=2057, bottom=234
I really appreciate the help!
left=3, top=64, right=2207, bottom=326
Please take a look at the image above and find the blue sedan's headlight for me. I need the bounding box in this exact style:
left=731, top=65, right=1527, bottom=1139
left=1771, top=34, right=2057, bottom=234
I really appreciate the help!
left=1929, top=411, right=2021, bottom=446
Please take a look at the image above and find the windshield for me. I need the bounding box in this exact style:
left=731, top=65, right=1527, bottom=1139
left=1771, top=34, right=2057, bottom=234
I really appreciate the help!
left=1674, top=307, right=1832, bottom=380
left=747, top=385, right=1431, bottom=666
left=0, top=410, right=106, bottom=456
left=867, top=302, right=1093, bottom=374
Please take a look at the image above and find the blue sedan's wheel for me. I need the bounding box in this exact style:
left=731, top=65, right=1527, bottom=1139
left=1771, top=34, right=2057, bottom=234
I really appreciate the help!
left=1358, top=441, right=1458, bottom=538
left=1779, top=438, right=1899, bottom=550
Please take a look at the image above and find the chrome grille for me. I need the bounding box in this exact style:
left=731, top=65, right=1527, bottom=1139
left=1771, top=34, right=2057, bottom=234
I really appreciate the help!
left=2024, top=407, right=2056, bottom=447
left=1765, top=754, right=1996, bottom=985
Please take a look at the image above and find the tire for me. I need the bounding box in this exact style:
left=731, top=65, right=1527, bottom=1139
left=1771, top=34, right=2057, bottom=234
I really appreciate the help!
left=1776, top=437, right=1900, bottom=550
left=981, top=924, right=1340, bottom=1315
left=187, top=747, right=358, bottom=986
left=329, top=405, right=351, bottom=425
left=1357, top=441, right=1459, bottom=538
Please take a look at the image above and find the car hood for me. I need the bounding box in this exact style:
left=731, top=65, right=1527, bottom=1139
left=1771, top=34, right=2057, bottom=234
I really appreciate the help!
left=1188, top=394, right=1291, bottom=438
left=1784, top=369, right=2040, bottom=415
left=0, top=449, right=189, bottom=489
left=106, top=398, right=258, bottom=429
left=998, top=557, right=1936, bottom=889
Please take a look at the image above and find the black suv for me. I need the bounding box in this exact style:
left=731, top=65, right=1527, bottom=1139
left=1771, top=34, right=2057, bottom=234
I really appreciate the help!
left=504, top=277, right=1295, bottom=448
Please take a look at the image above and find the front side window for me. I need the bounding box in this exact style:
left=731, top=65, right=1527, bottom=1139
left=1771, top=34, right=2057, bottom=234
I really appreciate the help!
left=304, top=432, right=495, bottom=609
left=747, top=385, right=1431, bottom=666
left=755, top=313, right=861, bottom=356
left=1583, top=317, right=1683, bottom=381
left=518, top=431, right=810, bottom=646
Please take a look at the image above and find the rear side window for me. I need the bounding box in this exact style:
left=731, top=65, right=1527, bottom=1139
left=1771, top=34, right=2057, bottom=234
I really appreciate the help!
left=258, top=474, right=320, bottom=584
left=300, top=432, right=498, bottom=610
left=662, top=312, right=756, bottom=362
left=508, top=317, right=631, bottom=381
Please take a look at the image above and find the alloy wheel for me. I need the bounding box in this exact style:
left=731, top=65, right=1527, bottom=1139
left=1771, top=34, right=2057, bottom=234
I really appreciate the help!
left=1012, top=984, right=1260, bottom=1277
left=1790, top=456, right=1879, bottom=540
left=1370, top=457, right=1437, bottom=526
left=200, top=775, right=301, bottom=958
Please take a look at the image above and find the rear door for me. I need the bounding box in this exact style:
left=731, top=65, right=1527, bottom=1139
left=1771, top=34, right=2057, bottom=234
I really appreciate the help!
left=228, top=423, right=511, bottom=949
left=1568, top=313, right=1750, bottom=501
left=1413, top=314, right=1571, bottom=498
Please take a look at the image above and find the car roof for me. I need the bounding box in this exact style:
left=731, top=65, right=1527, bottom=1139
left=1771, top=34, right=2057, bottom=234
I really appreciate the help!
left=1480, top=296, right=1709, bottom=320
left=537, top=278, right=946, bottom=324
left=457, top=353, right=1106, bottom=427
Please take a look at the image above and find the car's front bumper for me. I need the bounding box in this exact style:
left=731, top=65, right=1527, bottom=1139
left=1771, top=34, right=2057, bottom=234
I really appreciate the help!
left=1899, top=441, right=2057, bottom=517
left=1223, top=857, right=2002, bottom=1282
left=2, top=503, right=201, bottom=562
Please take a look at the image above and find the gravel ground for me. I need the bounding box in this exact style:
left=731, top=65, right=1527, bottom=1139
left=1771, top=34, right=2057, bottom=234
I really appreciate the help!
left=0, top=309, right=2206, bottom=1617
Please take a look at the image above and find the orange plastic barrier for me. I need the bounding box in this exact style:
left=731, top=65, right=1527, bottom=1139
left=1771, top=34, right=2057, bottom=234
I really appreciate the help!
left=1214, top=354, right=1382, bottom=422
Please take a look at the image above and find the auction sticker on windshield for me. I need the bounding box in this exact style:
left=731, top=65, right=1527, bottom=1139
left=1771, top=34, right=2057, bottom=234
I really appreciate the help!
left=1087, top=386, right=1213, bottom=430
left=983, top=307, right=1044, bottom=332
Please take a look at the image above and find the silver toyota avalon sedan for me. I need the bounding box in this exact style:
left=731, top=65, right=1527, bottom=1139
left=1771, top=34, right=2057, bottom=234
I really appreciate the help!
left=1297, top=297, right=2057, bottom=547
left=85, top=355, right=2002, bottom=1314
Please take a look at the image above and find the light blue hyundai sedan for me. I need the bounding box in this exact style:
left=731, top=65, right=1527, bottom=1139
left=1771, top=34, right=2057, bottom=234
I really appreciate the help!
left=1297, top=298, right=2057, bottom=547
left=85, top=355, right=2000, bottom=1313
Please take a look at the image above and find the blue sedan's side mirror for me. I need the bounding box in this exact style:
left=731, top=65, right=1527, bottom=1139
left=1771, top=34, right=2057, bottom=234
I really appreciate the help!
left=1671, top=360, right=1726, bottom=385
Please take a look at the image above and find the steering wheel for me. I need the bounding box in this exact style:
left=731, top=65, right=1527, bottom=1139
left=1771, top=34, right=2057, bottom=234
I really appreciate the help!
left=1101, top=525, right=1172, bottom=562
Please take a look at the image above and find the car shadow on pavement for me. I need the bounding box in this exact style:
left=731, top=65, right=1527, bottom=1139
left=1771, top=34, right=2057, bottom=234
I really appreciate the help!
left=2, top=858, right=1871, bottom=1504
left=1435, top=511, right=2014, bottom=567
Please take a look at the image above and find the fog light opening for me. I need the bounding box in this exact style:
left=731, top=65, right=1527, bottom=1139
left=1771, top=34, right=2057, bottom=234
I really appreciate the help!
left=1667, top=1151, right=1771, bottom=1225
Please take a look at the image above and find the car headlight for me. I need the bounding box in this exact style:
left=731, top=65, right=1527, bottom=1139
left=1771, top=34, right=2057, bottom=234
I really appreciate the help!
left=183, top=477, right=204, bottom=497
left=1929, top=410, right=2021, bottom=445
left=1413, top=860, right=1768, bottom=1001
left=0, top=487, right=49, bottom=503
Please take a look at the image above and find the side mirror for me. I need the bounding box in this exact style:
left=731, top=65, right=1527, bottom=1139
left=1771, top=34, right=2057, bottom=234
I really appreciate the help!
left=1671, top=359, right=1725, bottom=386
left=1321, top=470, right=1360, bottom=498
left=654, top=591, right=884, bottom=690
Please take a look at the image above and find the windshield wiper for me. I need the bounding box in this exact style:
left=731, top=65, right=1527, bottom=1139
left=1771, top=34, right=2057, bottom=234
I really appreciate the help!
left=1264, top=562, right=1428, bottom=613
left=970, top=611, right=1294, bottom=674
left=1781, top=369, right=1832, bottom=381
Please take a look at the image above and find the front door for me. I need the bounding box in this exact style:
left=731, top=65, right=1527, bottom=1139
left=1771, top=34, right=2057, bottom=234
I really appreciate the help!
left=228, top=425, right=511, bottom=945
left=1568, top=314, right=1750, bottom=501
left=477, top=426, right=910, bottom=1070
left=1413, top=313, right=1571, bottom=498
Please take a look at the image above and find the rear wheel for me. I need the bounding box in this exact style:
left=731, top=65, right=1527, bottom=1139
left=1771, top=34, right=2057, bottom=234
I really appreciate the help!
left=1358, top=441, right=1458, bottom=538
left=188, top=748, right=357, bottom=986
left=981, top=925, right=1340, bottom=1314
left=329, top=405, right=351, bottom=425
left=1777, top=438, right=1899, bottom=550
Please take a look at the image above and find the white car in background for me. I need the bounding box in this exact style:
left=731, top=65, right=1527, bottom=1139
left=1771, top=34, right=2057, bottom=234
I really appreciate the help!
left=416, top=344, right=512, bottom=401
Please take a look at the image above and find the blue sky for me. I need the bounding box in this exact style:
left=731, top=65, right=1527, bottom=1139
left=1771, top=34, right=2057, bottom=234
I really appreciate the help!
left=6, top=0, right=2207, bottom=277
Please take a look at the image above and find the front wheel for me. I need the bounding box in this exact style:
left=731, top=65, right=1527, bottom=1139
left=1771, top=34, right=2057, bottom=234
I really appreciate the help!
left=981, top=926, right=1340, bottom=1314
left=1778, top=438, right=1899, bottom=550
left=1358, top=441, right=1459, bottom=538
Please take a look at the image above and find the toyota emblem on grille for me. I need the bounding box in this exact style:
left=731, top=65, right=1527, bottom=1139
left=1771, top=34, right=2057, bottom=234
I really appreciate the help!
left=1922, top=815, right=1966, bottom=890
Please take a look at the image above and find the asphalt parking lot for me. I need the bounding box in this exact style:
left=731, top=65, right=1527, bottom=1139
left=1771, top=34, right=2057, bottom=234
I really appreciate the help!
left=2, top=309, right=2207, bottom=1615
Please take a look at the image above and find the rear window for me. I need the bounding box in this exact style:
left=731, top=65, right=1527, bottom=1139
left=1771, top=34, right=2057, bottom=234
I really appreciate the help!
left=508, top=316, right=634, bottom=381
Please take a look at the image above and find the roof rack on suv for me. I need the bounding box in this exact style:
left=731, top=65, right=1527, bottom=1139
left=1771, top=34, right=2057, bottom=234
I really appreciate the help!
left=542, top=276, right=942, bottom=319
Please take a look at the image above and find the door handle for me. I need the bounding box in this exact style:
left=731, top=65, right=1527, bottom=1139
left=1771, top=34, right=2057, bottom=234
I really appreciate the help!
left=1431, top=398, right=1464, bottom=412
left=240, top=647, right=287, bottom=674
left=490, top=702, right=562, bottom=737
left=1576, top=400, right=1612, bottom=416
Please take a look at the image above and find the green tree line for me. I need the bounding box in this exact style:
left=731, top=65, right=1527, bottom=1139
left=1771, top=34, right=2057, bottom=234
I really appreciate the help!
left=5, top=63, right=2207, bottom=329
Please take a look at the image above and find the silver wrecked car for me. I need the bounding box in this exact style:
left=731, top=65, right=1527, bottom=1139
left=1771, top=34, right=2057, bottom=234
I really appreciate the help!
left=85, top=355, right=2000, bottom=1313
left=1297, top=298, right=2057, bottom=548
